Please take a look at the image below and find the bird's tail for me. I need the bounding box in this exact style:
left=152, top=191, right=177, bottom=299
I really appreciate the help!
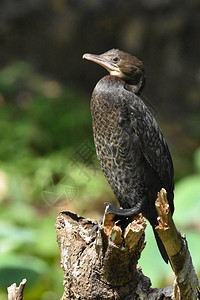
left=152, top=226, right=169, bottom=263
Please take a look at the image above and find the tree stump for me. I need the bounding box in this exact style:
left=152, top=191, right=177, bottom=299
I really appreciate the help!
left=55, top=189, right=199, bottom=299
left=56, top=211, right=150, bottom=299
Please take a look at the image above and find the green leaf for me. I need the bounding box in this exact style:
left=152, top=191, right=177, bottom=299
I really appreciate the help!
left=0, top=222, right=36, bottom=254
left=173, top=175, right=200, bottom=226
left=0, top=254, right=49, bottom=289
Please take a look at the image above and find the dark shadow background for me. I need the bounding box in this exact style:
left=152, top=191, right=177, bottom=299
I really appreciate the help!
left=0, top=1, right=199, bottom=299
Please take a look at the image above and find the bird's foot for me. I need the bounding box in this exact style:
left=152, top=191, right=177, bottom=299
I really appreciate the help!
left=105, top=202, right=139, bottom=232
left=89, top=203, right=142, bottom=236
left=105, top=202, right=141, bottom=217
left=105, top=202, right=124, bottom=215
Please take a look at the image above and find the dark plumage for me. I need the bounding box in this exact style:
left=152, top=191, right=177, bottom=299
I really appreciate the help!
left=83, top=49, right=174, bottom=263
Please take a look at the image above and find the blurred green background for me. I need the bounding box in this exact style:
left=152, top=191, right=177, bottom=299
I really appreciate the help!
left=0, top=1, right=200, bottom=299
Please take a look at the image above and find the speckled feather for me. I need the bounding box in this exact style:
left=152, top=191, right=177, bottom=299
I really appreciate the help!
left=91, top=74, right=174, bottom=226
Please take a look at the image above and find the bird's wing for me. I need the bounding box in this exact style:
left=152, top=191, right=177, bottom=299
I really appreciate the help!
left=123, top=89, right=174, bottom=197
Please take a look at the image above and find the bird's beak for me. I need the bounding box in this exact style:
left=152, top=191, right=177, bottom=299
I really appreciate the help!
left=83, top=53, right=118, bottom=72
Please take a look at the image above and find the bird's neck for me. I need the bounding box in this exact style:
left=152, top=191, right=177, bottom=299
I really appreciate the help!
left=124, top=81, right=143, bottom=95
left=124, top=83, right=139, bottom=94
left=107, top=74, right=143, bottom=95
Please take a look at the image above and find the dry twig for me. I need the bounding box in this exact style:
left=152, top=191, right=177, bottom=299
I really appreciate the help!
left=7, top=278, right=27, bottom=300
left=155, top=188, right=199, bottom=300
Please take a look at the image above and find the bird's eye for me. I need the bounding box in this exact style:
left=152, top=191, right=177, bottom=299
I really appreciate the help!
left=112, top=57, right=120, bottom=62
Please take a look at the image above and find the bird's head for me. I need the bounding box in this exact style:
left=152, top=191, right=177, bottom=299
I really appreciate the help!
left=83, top=49, right=146, bottom=94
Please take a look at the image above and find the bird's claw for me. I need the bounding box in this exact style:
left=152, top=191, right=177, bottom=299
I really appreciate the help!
left=89, top=217, right=103, bottom=236
left=104, top=202, right=123, bottom=215
left=104, top=202, right=115, bottom=214
left=89, top=223, right=98, bottom=236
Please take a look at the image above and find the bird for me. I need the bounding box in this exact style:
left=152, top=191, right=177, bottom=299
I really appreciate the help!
left=83, top=49, right=174, bottom=263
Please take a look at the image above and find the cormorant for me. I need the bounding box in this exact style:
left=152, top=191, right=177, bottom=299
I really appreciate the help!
left=83, top=49, right=174, bottom=263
